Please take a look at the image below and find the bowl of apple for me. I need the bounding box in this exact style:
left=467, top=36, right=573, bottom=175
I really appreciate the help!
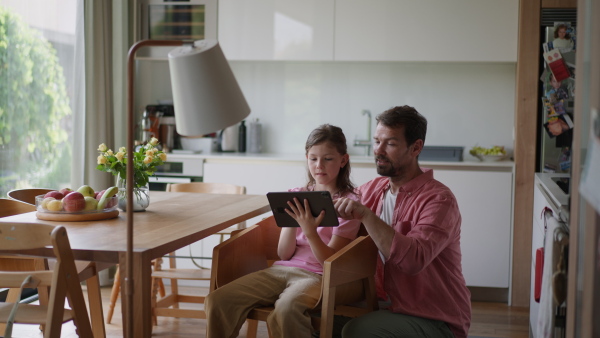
left=35, top=185, right=119, bottom=221
left=469, top=145, right=508, bottom=162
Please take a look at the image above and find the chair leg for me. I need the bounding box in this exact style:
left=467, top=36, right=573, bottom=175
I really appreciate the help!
left=106, top=267, right=121, bottom=324
left=158, top=277, right=166, bottom=297
left=86, top=270, right=107, bottom=337
left=246, top=319, right=259, bottom=338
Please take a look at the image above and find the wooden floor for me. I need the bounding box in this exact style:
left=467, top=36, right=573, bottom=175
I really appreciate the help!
left=9, top=285, right=530, bottom=337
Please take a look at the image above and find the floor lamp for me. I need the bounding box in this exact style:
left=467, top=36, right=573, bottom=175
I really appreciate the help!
left=125, top=39, right=250, bottom=337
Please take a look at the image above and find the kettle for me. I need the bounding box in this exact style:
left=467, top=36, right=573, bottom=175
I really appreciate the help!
left=218, top=125, right=238, bottom=152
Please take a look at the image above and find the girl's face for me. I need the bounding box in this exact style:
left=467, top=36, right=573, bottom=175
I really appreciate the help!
left=557, top=28, right=567, bottom=39
left=306, top=142, right=349, bottom=190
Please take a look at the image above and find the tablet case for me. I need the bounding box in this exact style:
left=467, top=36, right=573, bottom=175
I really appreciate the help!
left=266, top=191, right=339, bottom=227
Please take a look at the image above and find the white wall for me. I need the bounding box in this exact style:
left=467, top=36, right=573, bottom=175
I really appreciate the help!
left=140, top=60, right=516, bottom=156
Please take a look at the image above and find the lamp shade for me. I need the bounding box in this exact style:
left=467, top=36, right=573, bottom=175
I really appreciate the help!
left=168, top=39, right=250, bottom=136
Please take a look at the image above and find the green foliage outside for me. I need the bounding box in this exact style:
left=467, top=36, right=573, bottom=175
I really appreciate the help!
left=0, top=7, right=72, bottom=197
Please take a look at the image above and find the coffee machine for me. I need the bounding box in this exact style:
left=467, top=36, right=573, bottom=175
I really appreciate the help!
left=145, top=104, right=178, bottom=152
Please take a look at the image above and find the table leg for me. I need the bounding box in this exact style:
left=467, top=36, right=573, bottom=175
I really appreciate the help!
left=120, top=252, right=153, bottom=337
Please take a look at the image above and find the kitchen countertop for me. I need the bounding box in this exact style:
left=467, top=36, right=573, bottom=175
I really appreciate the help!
left=165, top=151, right=515, bottom=171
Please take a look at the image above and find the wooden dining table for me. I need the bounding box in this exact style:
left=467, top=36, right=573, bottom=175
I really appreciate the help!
left=0, top=191, right=271, bottom=337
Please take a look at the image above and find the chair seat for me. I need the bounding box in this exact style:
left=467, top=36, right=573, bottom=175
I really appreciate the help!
left=0, top=303, right=73, bottom=324
left=247, top=306, right=274, bottom=321
left=152, top=268, right=212, bottom=280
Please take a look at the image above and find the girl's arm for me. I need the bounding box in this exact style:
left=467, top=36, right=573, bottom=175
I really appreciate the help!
left=277, top=227, right=297, bottom=260
left=285, top=198, right=352, bottom=266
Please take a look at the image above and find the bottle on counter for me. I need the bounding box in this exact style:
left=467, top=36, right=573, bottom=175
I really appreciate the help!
left=248, top=118, right=262, bottom=153
left=238, top=120, right=247, bottom=153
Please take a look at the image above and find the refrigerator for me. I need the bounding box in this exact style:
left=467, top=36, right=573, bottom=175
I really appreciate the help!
left=537, top=20, right=577, bottom=176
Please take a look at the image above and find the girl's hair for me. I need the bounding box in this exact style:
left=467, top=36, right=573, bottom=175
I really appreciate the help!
left=305, top=124, right=356, bottom=197
left=554, top=24, right=571, bottom=39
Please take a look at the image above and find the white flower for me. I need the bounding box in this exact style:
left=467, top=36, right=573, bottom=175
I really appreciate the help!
left=97, top=155, right=107, bottom=165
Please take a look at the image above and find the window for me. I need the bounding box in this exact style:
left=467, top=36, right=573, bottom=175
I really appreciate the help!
left=0, top=0, right=78, bottom=196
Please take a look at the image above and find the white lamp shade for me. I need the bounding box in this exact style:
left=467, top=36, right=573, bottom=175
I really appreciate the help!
left=168, top=39, right=250, bottom=136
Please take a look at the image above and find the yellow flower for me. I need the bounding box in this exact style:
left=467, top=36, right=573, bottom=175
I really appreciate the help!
left=106, top=149, right=114, bottom=156
left=116, top=151, right=125, bottom=161
left=143, top=156, right=153, bottom=164
left=149, top=137, right=159, bottom=146
left=159, top=153, right=167, bottom=161
left=98, top=143, right=107, bottom=152
left=119, top=147, right=126, bottom=153
left=145, top=149, right=156, bottom=156
left=97, top=155, right=107, bottom=165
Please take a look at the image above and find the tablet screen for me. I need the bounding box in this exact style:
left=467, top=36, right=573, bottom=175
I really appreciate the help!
left=266, top=191, right=339, bottom=227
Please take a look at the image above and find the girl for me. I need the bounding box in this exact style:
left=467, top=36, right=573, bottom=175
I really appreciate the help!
left=205, top=124, right=361, bottom=338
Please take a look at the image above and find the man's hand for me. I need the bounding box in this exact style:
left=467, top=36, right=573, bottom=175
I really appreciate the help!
left=334, top=197, right=370, bottom=221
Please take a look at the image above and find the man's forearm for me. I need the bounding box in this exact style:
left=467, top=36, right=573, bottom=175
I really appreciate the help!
left=361, top=210, right=395, bottom=260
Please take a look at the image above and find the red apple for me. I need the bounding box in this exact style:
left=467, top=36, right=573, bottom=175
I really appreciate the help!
left=95, top=189, right=106, bottom=201
left=106, top=196, right=118, bottom=208
left=44, top=190, right=64, bottom=200
left=94, top=191, right=100, bottom=199
left=59, top=188, right=73, bottom=196
left=62, top=192, right=86, bottom=212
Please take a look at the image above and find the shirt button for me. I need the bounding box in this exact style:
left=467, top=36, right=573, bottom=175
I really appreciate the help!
left=408, top=192, right=412, bottom=196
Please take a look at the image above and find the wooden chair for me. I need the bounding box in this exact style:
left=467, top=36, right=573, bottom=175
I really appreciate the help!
left=7, top=188, right=53, bottom=205
left=0, top=197, right=107, bottom=337
left=104, top=262, right=165, bottom=325
left=210, top=216, right=379, bottom=338
left=150, top=182, right=247, bottom=322
left=0, top=198, right=37, bottom=218
left=0, top=198, right=39, bottom=334
left=0, top=222, right=93, bottom=338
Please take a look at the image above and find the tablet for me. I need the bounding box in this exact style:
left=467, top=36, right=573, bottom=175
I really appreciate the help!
left=266, top=191, right=339, bottom=227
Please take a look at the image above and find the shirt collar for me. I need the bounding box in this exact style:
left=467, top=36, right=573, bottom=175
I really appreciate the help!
left=387, top=168, right=434, bottom=194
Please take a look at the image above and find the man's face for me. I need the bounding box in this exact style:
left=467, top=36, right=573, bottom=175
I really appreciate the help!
left=373, top=124, right=417, bottom=177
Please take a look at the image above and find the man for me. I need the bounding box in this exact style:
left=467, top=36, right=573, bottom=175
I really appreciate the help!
left=334, top=106, right=471, bottom=338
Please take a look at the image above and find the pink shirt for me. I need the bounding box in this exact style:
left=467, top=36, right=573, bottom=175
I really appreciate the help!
left=273, top=187, right=361, bottom=275
left=359, top=169, right=471, bottom=338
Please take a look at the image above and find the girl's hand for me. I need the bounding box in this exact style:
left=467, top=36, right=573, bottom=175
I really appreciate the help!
left=285, top=197, right=325, bottom=235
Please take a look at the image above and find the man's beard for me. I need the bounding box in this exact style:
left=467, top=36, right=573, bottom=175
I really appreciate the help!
left=375, top=155, right=398, bottom=177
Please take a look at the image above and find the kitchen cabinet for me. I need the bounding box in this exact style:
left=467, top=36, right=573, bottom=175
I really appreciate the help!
left=204, top=157, right=514, bottom=292
left=433, top=170, right=512, bottom=289
left=217, top=0, right=518, bottom=62
left=334, top=0, right=519, bottom=62
left=217, top=0, right=335, bottom=60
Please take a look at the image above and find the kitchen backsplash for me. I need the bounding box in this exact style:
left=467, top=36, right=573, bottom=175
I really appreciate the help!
left=137, top=60, right=516, bottom=156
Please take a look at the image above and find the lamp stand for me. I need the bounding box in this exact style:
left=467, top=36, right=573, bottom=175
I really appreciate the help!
left=125, top=40, right=183, bottom=338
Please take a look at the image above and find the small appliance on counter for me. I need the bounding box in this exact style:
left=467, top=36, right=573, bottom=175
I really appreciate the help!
left=218, top=124, right=239, bottom=152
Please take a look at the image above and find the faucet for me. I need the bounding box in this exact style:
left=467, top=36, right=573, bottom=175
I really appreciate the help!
left=353, top=109, right=372, bottom=156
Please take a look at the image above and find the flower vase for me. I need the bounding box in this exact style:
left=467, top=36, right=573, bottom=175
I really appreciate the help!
left=117, top=176, right=150, bottom=212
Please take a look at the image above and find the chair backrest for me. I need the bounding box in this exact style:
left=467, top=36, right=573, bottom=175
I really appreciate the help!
left=0, top=198, right=37, bottom=218
left=0, top=222, right=93, bottom=337
left=7, top=188, right=53, bottom=205
left=210, top=216, right=279, bottom=290
left=166, top=182, right=246, bottom=195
